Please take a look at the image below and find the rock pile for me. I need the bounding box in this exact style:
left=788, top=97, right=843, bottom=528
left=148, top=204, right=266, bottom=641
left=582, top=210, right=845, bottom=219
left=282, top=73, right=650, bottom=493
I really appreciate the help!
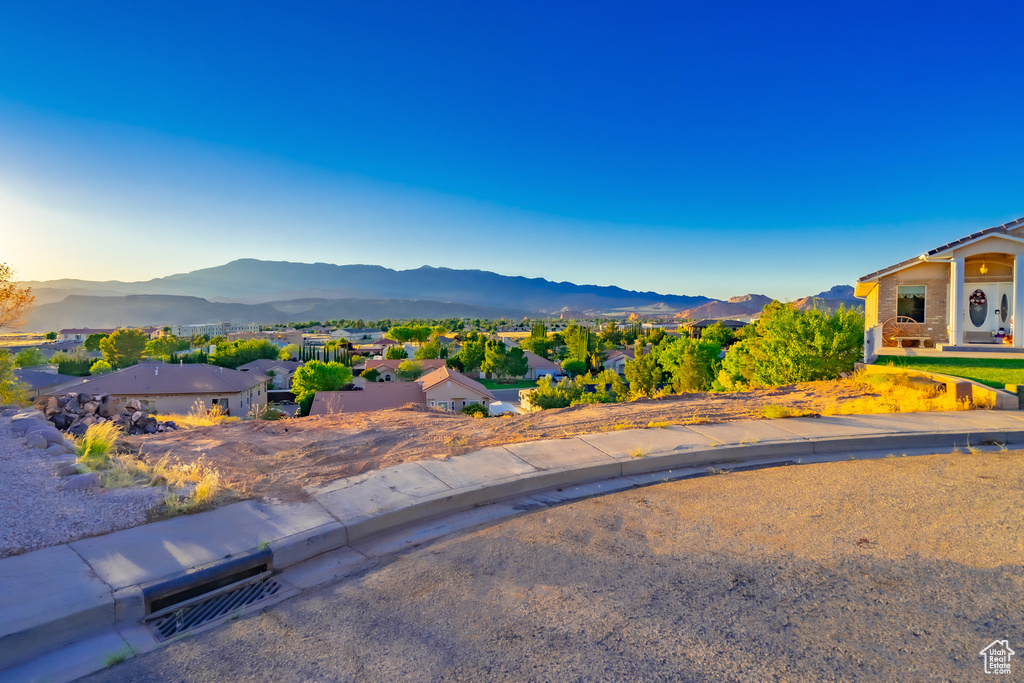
left=33, top=394, right=179, bottom=437
left=3, top=407, right=101, bottom=490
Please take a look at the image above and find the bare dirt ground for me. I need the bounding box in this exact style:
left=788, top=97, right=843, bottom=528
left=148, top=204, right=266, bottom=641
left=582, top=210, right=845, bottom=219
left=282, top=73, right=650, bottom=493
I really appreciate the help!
left=124, top=380, right=877, bottom=503
left=85, top=450, right=1024, bottom=682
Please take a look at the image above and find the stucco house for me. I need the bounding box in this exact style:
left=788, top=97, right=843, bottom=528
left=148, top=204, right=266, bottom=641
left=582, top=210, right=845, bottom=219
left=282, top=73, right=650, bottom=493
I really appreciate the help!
left=310, top=367, right=494, bottom=415
left=330, top=328, right=385, bottom=342
left=360, top=358, right=447, bottom=382
left=419, top=366, right=496, bottom=412
left=855, top=216, right=1024, bottom=356
left=236, top=359, right=303, bottom=390
left=48, top=362, right=268, bottom=416
left=602, top=349, right=635, bottom=374
left=522, top=351, right=561, bottom=380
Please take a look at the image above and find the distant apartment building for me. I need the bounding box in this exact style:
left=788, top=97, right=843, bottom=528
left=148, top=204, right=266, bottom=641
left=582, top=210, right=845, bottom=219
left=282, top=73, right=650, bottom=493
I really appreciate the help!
left=330, top=328, right=385, bottom=342
left=58, top=327, right=160, bottom=342
left=170, top=322, right=260, bottom=338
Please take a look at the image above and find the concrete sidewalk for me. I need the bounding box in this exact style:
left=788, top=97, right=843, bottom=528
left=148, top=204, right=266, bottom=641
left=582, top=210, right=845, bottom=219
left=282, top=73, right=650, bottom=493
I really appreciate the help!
left=4, top=409, right=1024, bottom=680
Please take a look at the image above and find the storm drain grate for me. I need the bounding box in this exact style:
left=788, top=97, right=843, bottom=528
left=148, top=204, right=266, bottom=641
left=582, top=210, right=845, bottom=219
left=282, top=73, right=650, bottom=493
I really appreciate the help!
left=149, top=576, right=281, bottom=641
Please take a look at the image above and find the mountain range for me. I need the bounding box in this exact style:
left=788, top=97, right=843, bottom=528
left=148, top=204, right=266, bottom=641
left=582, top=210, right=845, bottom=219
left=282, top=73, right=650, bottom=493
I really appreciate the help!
left=19, top=259, right=861, bottom=330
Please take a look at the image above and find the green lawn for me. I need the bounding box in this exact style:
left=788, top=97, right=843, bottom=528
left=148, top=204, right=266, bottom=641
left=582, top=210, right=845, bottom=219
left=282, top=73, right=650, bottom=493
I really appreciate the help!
left=477, top=378, right=540, bottom=390
left=875, top=356, right=1024, bottom=388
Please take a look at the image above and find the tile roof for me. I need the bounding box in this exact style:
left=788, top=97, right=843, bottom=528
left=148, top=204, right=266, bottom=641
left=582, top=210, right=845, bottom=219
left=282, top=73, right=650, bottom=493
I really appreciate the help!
left=365, top=359, right=447, bottom=373
left=13, top=369, right=80, bottom=391
left=309, top=383, right=426, bottom=415
left=522, top=350, right=560, bottom=370
left=417, top=366, right=496, bottom=400
left=49, top=363, right=269, bottom=396
left=858, top=216, right=1024, bottom=282
left=236, top=359, right=303, bottom=374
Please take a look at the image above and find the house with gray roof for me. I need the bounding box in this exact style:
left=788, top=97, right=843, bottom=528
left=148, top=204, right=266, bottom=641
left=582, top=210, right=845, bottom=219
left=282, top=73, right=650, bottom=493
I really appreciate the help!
left=236, top=359, right=303, bottom=390
left=855, top=216, right=1024, bottom=357
left=47, top=363, right=269, bottom=416
left=13, top=368, right=81, bottom=399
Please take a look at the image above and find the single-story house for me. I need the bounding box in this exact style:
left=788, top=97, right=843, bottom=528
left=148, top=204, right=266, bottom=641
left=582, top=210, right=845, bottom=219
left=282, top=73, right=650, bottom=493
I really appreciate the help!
left=308, top=383, right=426, bottom=416
left=523, top=351, right=561, bottom=379
left=236, top=359, right=303, bottom=390
left=57, top=328, right=115, bottom=342
left=680, top=319, right=749, bottom=339
left=418, top=366, right=497, bottom=412
left=330, top=328, right=385, bottom=342
left=360, top=359, right=447, bottom=382
left=855, top=216, right=1024, bottom=353
left=602, top=349, right=636, bottom=374
left=228, top=330, right=304, bottom=347
left=13, top=368, right=81, bottom=398
left=46, top=362, right=268, bottom=416
left=310, top=367, right=495, bottom=415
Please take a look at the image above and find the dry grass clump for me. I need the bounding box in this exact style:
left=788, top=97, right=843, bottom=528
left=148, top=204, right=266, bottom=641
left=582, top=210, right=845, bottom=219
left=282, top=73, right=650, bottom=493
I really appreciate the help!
left=98, top=449, right=224, bottom=516
left=75, top=421, right=122, bottom=469
left=822, top=371, right=970, bottom=415
left=162, top=399, right=241, bottom=428
left=758, top=404, right=817, bottom=419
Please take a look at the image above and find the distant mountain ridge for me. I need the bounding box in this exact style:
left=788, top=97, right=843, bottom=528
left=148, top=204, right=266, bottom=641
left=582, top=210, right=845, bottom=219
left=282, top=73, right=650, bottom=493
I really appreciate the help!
left=18, top=259, right=862, bottom=330
left=23, top=259, right=714, bottom=313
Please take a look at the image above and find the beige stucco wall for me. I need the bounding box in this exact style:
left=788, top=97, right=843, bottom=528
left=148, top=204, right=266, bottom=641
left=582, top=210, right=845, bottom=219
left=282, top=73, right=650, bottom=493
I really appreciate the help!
left=425, top=382, right=490, bottom=411
left=110, top=384, right=267, bottom=417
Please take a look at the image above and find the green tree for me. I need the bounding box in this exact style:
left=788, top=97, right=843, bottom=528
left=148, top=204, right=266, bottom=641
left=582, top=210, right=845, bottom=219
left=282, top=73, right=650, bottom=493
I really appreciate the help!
left=624, top=347, right=664, bottom=399
left=506, top=347, right=529, bottom=378
left=481, top=340, right=508, bottom=378
left=45, top=331, right=56, bottom=340
left=84, top=333, right=109, bottom=352
left=144, top=335, right=190, bottom=360
left=99, top=329, right=149, bottom=368
left=744, top=302, right=864, bottom=387
left=0, top=349, right=28, bottom=404
left=414, top=339, right=442, bottom=360
left=384, top=345, right=408, bottom=360
left=210, top=339, right=280, bottom=369
left=279, top=343, right=300, bottom=360
left=454, top=339, right=486, bottom=372
left=14, top=348, right=46, bottom=368
left=361, top=368, right=380, bottom=382
left=701, top=322, right=735, bottom=348
left=655, top=337, right=721, bottom=393
left=396, top=360, right=425, bottom=381
left=561, top=358, right=587, bottom=377
left=89, top=359, right=113, bottom=374
left=598, top=321, right=623, bottom=346
left=562, top=324, right=596, bottom=362
left=291, top=360, right=353, bottom=400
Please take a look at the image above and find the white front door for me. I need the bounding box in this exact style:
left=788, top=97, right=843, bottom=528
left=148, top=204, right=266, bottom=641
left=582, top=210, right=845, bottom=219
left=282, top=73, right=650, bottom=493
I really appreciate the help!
left=964, top=284, right=1012, bottom=335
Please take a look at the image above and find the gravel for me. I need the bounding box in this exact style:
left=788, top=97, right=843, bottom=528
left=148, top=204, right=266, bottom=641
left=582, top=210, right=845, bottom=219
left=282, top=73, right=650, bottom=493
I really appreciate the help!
left=0, top=416, right=164, bottom=559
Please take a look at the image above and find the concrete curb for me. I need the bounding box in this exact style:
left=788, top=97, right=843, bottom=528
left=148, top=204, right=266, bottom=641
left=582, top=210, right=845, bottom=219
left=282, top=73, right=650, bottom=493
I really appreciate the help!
left=3, top=410, right=1024, bottom=676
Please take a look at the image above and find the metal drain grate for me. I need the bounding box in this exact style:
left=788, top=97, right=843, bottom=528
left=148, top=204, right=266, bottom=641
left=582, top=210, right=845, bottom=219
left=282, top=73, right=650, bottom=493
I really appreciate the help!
left=149, top=576, right=281, bottom=641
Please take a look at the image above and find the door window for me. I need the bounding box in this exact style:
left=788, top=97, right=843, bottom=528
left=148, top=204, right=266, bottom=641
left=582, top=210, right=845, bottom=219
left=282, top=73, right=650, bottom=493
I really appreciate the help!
left=969, top=289, right=988, bottom=328
left=1001, top=294, right=1009, bottom=324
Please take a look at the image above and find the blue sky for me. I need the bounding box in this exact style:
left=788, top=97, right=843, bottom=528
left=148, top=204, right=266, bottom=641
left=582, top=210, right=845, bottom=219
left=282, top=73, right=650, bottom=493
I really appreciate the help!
left=1, top=1, right=1022, bottom=300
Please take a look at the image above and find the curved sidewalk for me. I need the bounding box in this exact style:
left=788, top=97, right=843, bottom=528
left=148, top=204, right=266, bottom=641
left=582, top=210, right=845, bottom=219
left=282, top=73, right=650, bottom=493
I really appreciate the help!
left=4, top=409, right=1024, bottom=680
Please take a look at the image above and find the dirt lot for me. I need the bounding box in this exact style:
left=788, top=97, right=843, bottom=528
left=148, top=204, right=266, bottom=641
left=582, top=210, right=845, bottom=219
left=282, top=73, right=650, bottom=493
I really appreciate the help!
left=85, top=450, right=1024, bottom=682
left=126, top=379, right=906, bottom=503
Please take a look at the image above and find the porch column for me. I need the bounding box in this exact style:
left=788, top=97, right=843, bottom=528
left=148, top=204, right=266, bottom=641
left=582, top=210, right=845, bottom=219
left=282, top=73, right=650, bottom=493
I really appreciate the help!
left=950, top=257, right=965, bottom=346
left=1014, top=255, right=1024, bottom=347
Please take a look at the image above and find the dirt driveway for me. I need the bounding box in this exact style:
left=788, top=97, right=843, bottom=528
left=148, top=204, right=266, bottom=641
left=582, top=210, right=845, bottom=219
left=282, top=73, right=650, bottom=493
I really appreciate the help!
left=124, top=380, right=878, bottom=502
left=86, top=450, right=1024, bottom=682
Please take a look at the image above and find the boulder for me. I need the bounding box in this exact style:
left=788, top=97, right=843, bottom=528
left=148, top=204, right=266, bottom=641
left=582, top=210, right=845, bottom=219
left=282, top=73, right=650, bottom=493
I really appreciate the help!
left=97, top=397, right=121, bottom=418
left=57, top=464, right=82, bottom=477
left=45, top=444, right=68, bottom=457
left=63, top=472, right=101, bottom=491
left=76, top=392, right=90, bottom=405
left=34, top=396, right=59, bottom=416
left=25, top=424, right=65, bottom=445
left=67, top=422, right=89, bottom=438
left=24, top=433, right=47, bottom=449
left=125, top=399, right=142, bottom=413
left=82, top=400, right=99, bottom=415
left=137, top=416, right=158, bottom=434
left=80, top=416, right=98, bottom=428
left=131, top=411, right=144, bottom=423
left=0, top=408, right=17, bottom=418
left=52, top=455, right=77, bottom=467
left=11, top=413, right=47, bottom=433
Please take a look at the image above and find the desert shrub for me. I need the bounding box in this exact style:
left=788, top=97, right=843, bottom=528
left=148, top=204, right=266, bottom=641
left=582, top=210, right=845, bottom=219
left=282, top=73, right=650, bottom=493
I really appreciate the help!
left=461, top=402, right=488, bottom=417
